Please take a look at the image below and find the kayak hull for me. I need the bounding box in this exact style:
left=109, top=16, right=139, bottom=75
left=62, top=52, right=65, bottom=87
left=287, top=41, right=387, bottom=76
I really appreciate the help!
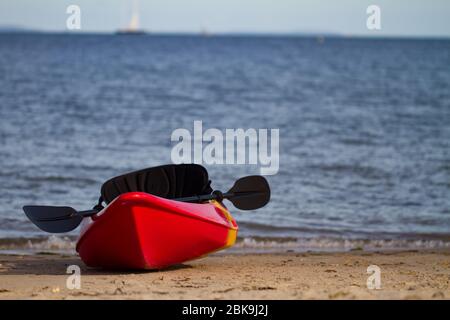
left=76, top=192, right=238, bottom=269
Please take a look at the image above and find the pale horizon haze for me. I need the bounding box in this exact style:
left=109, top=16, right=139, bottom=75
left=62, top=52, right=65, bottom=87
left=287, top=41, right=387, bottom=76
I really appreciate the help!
left=0, top=0, right=449, bottom=37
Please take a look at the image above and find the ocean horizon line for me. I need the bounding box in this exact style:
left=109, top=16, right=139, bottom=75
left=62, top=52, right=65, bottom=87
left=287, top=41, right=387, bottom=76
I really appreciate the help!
left=1, top=28, right=450, bottom=41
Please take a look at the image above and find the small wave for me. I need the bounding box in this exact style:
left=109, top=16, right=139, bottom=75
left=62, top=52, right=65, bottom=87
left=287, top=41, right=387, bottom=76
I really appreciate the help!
left=232, top=236, right=450, bottom=252
left=339, top=138, right=378, bottom=147
left=61, top=164, right=115, bottom=172
left=1, top=235, right=450, bottom=255
left=238, top=221, right=313, bottom=233
left=237, top=221, right=450, bottom=241
left=308, top=163, right=390, bottom=180
left=438, top=163, right=450, bottom=173
left=0, top=235, right=76, bottom=253
left=0, top=170, right=16, bottom=178
left=24, top=176, right=98, bottom=184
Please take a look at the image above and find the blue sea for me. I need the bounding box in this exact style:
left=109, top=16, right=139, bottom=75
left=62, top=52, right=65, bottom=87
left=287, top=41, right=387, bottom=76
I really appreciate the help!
left=0, top=33, right=449, bottom=252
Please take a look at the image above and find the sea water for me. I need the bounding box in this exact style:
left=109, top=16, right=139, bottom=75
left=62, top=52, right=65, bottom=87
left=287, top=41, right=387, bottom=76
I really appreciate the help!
left=0, top=34, right=449, bottom=251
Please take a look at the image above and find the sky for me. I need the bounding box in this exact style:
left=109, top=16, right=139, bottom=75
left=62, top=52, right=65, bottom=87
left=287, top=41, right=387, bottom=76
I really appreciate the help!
left=0, top=0, right=449, bottom=37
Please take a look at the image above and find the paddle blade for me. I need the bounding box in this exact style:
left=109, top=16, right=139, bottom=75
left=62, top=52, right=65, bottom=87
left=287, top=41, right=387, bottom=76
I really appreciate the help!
left=227, top=176, right=271, bottom=210
left=23, top=206, right=83, bottom=233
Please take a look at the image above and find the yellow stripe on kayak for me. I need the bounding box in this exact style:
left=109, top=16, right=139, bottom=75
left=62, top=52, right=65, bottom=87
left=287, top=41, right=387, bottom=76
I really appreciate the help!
left=211, top=200, right=235, bottom=225
left=224, top=228, right=237, bottom=248
left=210, top=200, right=237, bottom=249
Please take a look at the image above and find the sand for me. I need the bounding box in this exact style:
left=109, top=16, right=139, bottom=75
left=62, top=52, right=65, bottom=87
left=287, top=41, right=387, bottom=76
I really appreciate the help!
left=0, top=250, right=449, bottom=299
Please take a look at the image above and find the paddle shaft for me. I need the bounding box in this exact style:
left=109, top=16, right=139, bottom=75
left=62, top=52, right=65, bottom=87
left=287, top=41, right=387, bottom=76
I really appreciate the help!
left=175, top=192, right=233, bottom=203
left=76, top=192, right=233, bottom=218
left=175, top=191, right=264, bottom=203
left=79, top=209, right=100, bottom=217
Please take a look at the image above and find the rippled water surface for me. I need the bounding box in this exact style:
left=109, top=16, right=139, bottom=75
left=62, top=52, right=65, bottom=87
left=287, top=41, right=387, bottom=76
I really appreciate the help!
left=0, top=34, right=449, bottom=246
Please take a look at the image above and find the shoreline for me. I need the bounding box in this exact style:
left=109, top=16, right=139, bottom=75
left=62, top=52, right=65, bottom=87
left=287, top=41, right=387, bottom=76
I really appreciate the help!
left=1, top=234, right=450, bottom=256
left=1, top=249, right=449, bottom=299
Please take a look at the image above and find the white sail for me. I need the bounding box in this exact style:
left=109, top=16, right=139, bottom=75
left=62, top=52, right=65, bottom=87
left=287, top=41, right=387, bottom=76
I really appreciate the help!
left=127, top=0, right=140, bottom=31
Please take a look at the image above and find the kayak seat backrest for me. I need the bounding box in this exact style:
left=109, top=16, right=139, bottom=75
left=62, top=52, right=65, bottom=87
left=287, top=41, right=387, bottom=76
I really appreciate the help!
left=100, top=164, right=212, bottom=204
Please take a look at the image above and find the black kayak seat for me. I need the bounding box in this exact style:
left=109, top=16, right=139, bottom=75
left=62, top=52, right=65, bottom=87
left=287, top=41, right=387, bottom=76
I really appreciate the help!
left=100, top=164, right=212, bottom=205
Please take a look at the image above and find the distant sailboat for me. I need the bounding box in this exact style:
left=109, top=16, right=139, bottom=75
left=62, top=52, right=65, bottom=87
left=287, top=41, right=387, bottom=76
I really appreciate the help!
left=116, top=0, right=146, bottom=35
left=200, top=26, right=211, bottom=37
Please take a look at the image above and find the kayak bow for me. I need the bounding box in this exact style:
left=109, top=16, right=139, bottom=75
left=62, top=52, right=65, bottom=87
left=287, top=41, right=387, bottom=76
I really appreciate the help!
left=76, top=192, right=238, bottom=269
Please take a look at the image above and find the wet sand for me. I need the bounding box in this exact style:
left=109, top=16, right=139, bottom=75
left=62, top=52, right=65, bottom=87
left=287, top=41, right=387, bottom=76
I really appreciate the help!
left=0, top=250, right=449, bottom=299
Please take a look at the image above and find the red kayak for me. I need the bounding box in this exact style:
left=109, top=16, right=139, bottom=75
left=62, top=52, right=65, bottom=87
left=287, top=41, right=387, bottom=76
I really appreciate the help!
left=23, top=164, right=269, bottom=270
left=76, top=192, right=238, bottom=269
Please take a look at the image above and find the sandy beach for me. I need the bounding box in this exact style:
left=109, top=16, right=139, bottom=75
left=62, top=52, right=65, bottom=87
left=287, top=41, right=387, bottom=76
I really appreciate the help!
left=0, top=250, right=449, bottom=299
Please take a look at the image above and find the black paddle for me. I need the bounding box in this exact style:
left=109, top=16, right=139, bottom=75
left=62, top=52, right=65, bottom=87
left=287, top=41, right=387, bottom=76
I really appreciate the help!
left=23, top=175, right=270, bottom=233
